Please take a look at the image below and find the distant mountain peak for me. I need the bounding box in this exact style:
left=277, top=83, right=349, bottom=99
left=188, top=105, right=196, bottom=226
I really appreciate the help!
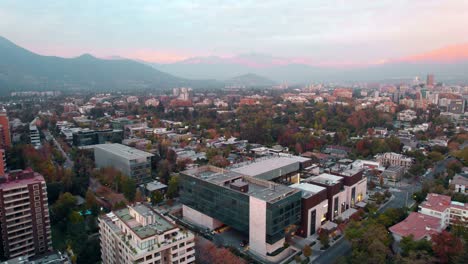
left=76, top=53, right=96, bottom=60
left=226, top=73, right=276, bottom=87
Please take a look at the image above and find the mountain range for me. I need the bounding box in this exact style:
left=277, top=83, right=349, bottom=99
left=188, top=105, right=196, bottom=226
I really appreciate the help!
left=1, top=35, right=468, bottom=96
left=153, top=49, right=468, bottom=84
left=0, top=36, right=222, bottom=95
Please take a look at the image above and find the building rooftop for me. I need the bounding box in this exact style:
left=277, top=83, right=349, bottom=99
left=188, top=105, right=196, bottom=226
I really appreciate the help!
left=419, top=193, right=451, bottom=213
left=290, top=183, right=326, bottom=198
left=451, top=174, right=468, bottom=186
left=304, top=173, right=343, bottom=186
left=114, top=204, right=175, bottom=239
left=0, top=169, right=45, bottom=190
left=94, top=143, right=154, bottom=160
left=141, top=181, right=167, bottom=192
left=389, top=212, right=441, bottom=240
left=230, top=155, right=306, bottom=179
left=182, top=166, right=299, bottom=203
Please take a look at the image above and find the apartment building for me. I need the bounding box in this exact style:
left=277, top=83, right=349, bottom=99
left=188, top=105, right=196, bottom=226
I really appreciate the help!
left=179, top=166, right=301, bottom=260
left=0, top=169, right=52, bottom=260
left=0, top=150, right=5, bottom=176
left=94, top=144, right=154, bottom=184
left=390, top=193, right=467, bottom=241
left=99, top=204, right=195, bottom=264
left=418, top=193, right=467, bottom=227
left=0, top=109, right=11, bottom=149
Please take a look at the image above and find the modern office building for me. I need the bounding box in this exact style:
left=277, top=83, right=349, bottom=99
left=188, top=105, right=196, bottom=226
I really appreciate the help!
left=303, top=170, right=367, bottom=222
left=303, top=174, right=346, bottom=221
left=290, top=183, right=328, bottom=237
left=0, top=169, right=52, bottom=260
left=0, top=109, right=11, bottom=149
left=99, top=204, right=195, bottom=264
left=179, top=166, right=301, bottom=259
left=72, top=129, right=123, bottom=147
left=94, top=144, right=154, bottom=184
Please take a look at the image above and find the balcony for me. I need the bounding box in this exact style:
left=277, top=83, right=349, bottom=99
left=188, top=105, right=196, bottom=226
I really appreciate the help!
left=2, top=189, right=29, bottom=198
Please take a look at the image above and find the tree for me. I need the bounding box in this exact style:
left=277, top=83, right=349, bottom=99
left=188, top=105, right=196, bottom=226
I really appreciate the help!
left=52, top=192, right=77, bottom=223
left=166, top=176, right=179, bottom=199
left=431, top=231, right=463, bottom=263
left=303, top=244, right=312, bottom=259
left=209, top=155, right=230, bottom=167
left=157, top=160, right=171, bottom=184
left=134, top=189, right=144, bottom=203
left=121, top=177, right=136, bottom=202
left=400, top=235, right=433, bottom=257
left=318, top=229, right=330, bottom=248
left=69, top=211, right=84, bottom=224
left=151, top=191, right=164, bottom=205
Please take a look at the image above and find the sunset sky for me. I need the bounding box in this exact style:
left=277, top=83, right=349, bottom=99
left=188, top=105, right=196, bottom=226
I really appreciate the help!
left=1, top=0, right=467, bottom=65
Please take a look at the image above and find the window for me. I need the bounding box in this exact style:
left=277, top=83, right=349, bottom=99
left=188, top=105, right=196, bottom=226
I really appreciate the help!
left=333, top=197, right=339, bottom=218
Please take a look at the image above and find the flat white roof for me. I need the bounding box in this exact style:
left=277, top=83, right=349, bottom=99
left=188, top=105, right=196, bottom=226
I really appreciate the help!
left=290, top=183, right=325, bottom=195
left=307, top=173, right=343, bottom=185
left=231, top=156, right=299, bottom=176
left=94, top=143, right=154, bottom=160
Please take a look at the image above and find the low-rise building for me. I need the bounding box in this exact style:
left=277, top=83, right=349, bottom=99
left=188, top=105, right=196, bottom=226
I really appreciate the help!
left=389, top=212, right=442, bottom=241
left=375, top=152, right=413, bottom=169
left=72, top=129, right=123, bottom=147
left=99, top=204, right=195, bottom=264
left=397, top=109, right=417, bottom=122
left=381, top=165, right=406, bottom=182
left=390, top=193, right=468, bottom=241
left=94, top=144, right=154, bottom=184
left=450, top=174, right=468, bottom=194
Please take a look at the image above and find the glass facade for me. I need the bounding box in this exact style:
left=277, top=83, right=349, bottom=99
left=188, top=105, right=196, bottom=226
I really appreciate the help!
left=265, top=192, right=302, bottom=243
left=179, top=174, right=250, bottom=233
left=179, top=173, right=301, bottom=244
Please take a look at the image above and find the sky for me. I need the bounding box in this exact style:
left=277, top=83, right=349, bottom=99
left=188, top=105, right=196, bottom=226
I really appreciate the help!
left=1, top=0, right=468, bottom=65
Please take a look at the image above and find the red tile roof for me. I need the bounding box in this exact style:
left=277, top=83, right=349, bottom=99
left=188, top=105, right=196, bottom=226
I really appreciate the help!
left=389, top=212, right=442, bottom=240
left=419, top=193, right=451, bottom=213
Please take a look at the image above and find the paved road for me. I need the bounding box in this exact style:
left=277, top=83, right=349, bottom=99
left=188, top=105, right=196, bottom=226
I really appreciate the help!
left=314, top=238, right=351, bottom=264
left=43, top=130, right=73, bottom=169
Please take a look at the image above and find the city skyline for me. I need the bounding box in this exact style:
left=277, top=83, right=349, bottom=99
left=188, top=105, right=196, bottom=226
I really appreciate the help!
left=1, top=0, right=468, bottom=65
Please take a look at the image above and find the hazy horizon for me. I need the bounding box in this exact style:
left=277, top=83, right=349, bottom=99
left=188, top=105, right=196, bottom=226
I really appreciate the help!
left=1, top=0, right=468, bottom=66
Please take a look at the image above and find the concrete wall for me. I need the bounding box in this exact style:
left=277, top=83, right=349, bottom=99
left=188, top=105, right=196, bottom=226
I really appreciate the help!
left=419, top=207, right=449, bottom=229
left=331, top=191, right=348, bottom=221
left=344, top=178, right=367, bottom=208
left=307, top=200, right=328, bottom=237
left=182, top=205, right=223, bottom=230
left=94, top=147, right=131, bottom=176
left=249, top=196, right=267, bottom=256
